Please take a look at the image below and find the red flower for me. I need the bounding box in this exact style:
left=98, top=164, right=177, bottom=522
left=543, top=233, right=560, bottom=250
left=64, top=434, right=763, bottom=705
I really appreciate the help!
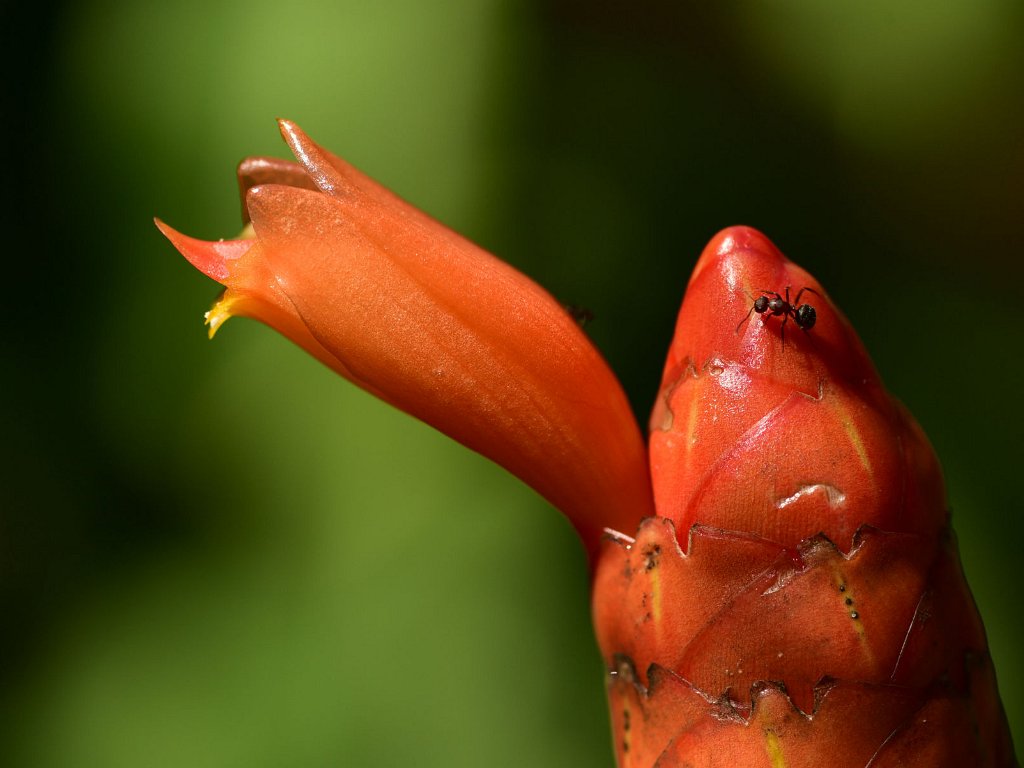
left=159, top=122, right=1016, bottom=766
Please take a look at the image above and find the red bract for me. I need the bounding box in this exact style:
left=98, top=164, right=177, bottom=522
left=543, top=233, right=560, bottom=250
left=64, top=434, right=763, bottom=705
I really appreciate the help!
left=159, top=122, right=1017, bottom=767
left=595, top=231, right=1015, bottom=766
left=648, top=228, right=944, bottom=550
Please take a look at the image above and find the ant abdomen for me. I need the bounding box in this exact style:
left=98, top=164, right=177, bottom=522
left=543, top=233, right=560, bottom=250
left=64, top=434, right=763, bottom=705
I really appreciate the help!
left=794, top=303, right=816, bottom=330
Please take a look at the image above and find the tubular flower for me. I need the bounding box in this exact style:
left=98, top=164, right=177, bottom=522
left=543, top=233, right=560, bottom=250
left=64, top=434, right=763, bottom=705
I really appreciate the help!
left=156, top=119, right=653, bottom=552
left=159, top=122, right=1017, bottom=767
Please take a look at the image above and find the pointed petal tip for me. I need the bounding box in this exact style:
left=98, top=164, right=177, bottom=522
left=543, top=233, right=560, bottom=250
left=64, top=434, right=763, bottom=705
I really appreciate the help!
left=154, top=218, right=254, bottom=283
left=276, top=117, right=299, bottom=141
left=277, top=118, right=312, bottom=158
left=273, top=119, right=353, bottom=197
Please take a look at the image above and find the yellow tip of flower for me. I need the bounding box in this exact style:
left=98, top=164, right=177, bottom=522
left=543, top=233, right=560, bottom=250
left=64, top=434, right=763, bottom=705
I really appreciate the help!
left=205, top=291, right=238, bottom=339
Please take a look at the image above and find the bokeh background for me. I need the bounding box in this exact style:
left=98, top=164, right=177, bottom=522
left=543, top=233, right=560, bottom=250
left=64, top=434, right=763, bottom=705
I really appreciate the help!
left=3, top=1, right=1022, bottom=766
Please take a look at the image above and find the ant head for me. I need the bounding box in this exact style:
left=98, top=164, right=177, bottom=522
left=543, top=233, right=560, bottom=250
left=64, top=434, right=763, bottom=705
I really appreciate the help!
left=753, top=295, right=769, bottom=314
left=794, top=304, right=816, bottom=330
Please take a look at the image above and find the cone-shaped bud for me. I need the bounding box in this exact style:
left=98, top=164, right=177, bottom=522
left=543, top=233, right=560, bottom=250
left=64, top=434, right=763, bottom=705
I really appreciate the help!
left=157, top=120, right=654, bottom=552
left=649, top=227, right=945, bottom=550
left=593, top=228, right=1016, bottom=766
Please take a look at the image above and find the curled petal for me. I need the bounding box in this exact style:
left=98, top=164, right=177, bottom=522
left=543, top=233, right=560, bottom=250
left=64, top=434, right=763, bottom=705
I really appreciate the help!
left=158, top=121, right=655, bottom=552
left=236, top=156, right=318, bottom=223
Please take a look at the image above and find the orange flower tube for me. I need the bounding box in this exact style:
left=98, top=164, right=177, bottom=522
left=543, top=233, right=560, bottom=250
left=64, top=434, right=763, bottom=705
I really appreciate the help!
left=159, top=122, right=1016, bottom=766
left=157, top=120, right=654, bottom=553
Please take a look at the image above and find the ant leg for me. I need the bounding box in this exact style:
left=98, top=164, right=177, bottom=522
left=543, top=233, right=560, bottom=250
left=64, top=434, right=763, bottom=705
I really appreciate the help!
left=735, top=305, right=756, bottom=335
left=780, top=311, right=789, bottom=349
left=793, top=286, right=819, bottom=305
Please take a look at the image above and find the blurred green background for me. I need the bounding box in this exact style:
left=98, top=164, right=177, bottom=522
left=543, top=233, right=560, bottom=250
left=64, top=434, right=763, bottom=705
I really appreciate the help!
left=3, top=1, right=1022, bottom=765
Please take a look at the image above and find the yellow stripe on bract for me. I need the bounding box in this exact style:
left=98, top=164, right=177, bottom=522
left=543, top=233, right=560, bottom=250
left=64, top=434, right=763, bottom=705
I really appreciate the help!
left=685, top=393, right=700, bottom=454
left=850, top=607, right=867, bottom=644
left=831, top=396, right=872, bottom=475
left=650, top=565, right=662, bottom=627
left=205, top=291, right=238, bottom=339
left=764, top=729, right=787, bottom=768
left=832, top=568, right=871, bottom=660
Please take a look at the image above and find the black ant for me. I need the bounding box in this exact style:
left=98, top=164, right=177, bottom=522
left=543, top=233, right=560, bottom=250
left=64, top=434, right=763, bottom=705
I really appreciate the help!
left=735, top=286, right=819, bottom=346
